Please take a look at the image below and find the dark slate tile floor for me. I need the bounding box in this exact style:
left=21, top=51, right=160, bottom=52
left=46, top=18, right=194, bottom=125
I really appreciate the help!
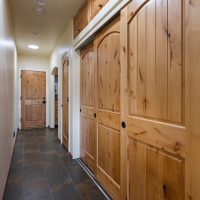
left=4, top=128, right=107, bottom=200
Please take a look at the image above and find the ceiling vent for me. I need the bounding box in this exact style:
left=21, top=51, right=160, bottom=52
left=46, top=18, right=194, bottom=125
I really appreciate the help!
left=35, top=6, right=45, bottom=15
left=34, top=0, right=48, bottom=6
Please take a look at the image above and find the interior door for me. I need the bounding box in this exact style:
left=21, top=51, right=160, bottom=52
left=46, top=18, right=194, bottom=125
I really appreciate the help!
left=120, top=0, right=185, bottom=199
left=62, top=53, right=69, bottom=149
left=21, top=70, right=46, bottom=129
left=95, top=16, right=121, bottom=200
left=80, top=41, right=96, bottom=172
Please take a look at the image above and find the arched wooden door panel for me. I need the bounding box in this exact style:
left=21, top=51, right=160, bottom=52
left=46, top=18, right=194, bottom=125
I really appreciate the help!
left=121, top=0, right=185, bottom=199
left=95, top=16, right=121, bottom=200
left=80, top=41, right=96, bottom=172
left=62, top=53, right=69, bottom=149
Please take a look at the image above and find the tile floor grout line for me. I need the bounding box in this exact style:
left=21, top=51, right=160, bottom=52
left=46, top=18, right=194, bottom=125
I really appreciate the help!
left=36, top=130, right=54, bottom=200
left=53, top=142, right=83, bottom=200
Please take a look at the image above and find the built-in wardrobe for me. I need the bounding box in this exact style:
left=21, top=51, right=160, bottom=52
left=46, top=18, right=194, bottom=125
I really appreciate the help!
left=79, top=0, right=200, bottom=199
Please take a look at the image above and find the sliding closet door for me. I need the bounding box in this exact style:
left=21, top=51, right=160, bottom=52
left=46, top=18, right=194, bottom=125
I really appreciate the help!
left=95, top=17, right=121, bottom=200
left=121, top=0, right=185, bottom=199
left=80, top=41, right=96, bottom=172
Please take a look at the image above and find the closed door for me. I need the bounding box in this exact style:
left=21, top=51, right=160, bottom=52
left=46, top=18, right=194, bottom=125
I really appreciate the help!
left=80, top=41, right=96, bottom=172
left=120, top=0, right=185, bottom=199
left=62, top=53, right=69, bottom=149
left=95, top=16, right=121, bottom=200
left=21, top=70, right=46, bottom=129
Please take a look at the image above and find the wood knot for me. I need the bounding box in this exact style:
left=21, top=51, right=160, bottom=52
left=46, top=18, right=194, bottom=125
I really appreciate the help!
left=163, top=184, right=168, bottom=197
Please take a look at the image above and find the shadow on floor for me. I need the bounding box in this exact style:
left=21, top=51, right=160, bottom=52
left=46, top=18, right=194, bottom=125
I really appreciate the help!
left=3, top=128, right=107, bottom=200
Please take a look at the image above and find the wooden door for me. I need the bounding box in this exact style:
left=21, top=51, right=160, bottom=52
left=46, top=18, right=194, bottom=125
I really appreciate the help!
left=185, top=0, right=200, bottom=199
left=120, top=0, right=185, bottom=199
left=80, top=41, right=96, bottom=172
left=73, top=0, right=91, bottom=38
left=62, top=53, right=69, bottom=149
left=95, top=16, right=121, bottom=200
left=21, top=70, right=46, bottom=129
left=90, top=0, right=109, bottom=19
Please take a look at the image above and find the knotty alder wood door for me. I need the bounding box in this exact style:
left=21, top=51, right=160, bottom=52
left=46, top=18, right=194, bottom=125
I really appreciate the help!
left=90, top=0, right=109, bottom=19
left=80, top=41, right=96, bottom=172
left=121, top=0, right=185, bottom=200
left=95, top=16, right=121, bottom=200
left=21, top=70, right=46, bottom=129
left=62, top=53, right=69, bottom=149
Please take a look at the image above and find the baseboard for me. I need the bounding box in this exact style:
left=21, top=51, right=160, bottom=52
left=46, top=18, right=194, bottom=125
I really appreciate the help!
left=2, top=131, right=17, bottom=199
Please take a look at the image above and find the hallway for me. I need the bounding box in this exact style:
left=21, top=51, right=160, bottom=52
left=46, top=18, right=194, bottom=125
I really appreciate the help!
left=4, top=129, right=107, bottom=200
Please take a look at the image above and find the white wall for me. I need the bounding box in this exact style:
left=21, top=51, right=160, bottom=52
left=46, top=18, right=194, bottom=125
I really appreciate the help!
left=18, top=54, right=50, bottom=128
left=50, top=21, right=80, bottom=158
left=0, top=0, right=18, bottom=198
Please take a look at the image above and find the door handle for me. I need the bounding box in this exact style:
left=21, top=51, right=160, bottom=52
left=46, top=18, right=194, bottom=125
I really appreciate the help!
left=42, top=100, right=46, bottom=104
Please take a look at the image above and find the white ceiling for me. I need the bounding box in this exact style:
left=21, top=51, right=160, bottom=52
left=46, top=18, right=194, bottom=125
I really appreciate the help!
left=9, top=0, right=83, bottom=56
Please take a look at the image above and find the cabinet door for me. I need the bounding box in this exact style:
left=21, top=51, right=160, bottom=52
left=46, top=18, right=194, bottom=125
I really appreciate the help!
left=120, top=0, right=185, bottom=199
left=80, top=41, right=96, bottom=172
left=90, top=0, right=109, bottom=19
left=73, top=0, right=90, bottom=38
left=95, top=16, right=121, bottom=200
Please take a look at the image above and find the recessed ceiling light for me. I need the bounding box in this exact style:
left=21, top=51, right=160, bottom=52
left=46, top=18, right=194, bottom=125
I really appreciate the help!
left=34, top=0, right=48, bottom=6
left=28, top=44, right=39, bottom=50
left=35, top=6, right=45, bottom=15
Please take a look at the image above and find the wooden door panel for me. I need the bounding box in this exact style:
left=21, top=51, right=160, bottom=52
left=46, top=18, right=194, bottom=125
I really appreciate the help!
left=62, top=53, right=69, bottom=149
left=125, top=0, right=185, bottom=155
left=95, top=16, right=120, bottom=200
left=128, top=139, right=184, bottom=200
left=81, top=114, right=95, bottom=171
left=63, top=105, right=68, bottom=147
left=97, top=125, right=120, bottom=184
left=97, top=33, right=120, bottom=112
left=91, top=0, right=109, bottom=19
left=73, top=0, right=90, bottom=38
left=21, top=71, right=46, bottom=129
left=121, top=0, right=185, bottom=199
left=128, top=0, right=183, bottom=123
left=80, top=41, right=96, bottom=173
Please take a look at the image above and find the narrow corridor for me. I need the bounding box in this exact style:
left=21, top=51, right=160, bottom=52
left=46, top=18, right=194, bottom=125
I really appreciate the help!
left=4, top=129, right=107, bottom=200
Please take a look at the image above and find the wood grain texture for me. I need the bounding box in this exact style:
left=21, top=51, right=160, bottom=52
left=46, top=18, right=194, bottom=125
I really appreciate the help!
left=80, top=41, right=96, bottom=173
left=185, top=0, right=200, bottom=199
left=90, top=0, right=109, bottom=19
left=128, top=139, right=184, bottom=200
left=73, top=0, right=91, bottom=38
left=127, top=0, right=183, bottom=123
left=62, top=53, right=69, bottom=149
left=95, top=16, right=121, bottom=200
left=121, top=0, right=185, bottom=199
left=21, top=71, right=46, bottom=129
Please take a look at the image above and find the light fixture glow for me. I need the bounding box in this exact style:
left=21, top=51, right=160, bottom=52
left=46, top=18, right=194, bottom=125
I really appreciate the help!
left=28, top=44, right=39, bottom=50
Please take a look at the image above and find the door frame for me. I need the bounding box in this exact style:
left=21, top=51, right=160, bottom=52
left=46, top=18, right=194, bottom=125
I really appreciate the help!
left=18, top=67, right=49, bottom=129
left=62, top=51, right=70, bottom=149
left=51, top=66, right=59, bottom=128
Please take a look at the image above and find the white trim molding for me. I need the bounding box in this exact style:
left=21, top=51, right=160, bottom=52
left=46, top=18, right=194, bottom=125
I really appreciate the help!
left=73, top=0, right=130, bottom=49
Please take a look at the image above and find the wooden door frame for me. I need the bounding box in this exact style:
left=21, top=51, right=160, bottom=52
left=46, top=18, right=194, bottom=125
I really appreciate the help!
left=62, top=51, right=70, bottom=149
left=18, top=68, right=49, bottom=129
